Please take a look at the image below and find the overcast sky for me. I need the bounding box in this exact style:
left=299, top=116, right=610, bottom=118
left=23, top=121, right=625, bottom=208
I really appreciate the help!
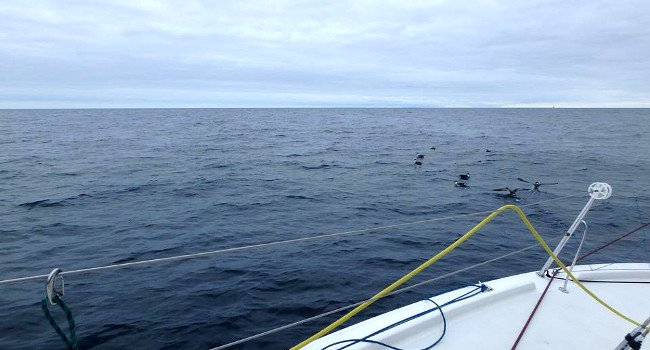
left=1, top=0, right=649, bottom=108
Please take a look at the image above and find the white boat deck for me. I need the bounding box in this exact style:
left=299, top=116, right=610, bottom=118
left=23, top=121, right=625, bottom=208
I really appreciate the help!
left=304, top=263, right=650, bottom=350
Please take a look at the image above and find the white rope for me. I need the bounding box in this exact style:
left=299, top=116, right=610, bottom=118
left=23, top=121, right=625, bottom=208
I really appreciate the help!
left=208, top=236, right=561, bottom=350
left=0, top=193, right=581, bottom=286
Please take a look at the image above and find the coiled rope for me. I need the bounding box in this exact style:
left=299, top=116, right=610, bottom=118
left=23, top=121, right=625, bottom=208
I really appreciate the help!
left=0, top=194, right=581, bottom=286
left=320, top=285, right=490, bottom=350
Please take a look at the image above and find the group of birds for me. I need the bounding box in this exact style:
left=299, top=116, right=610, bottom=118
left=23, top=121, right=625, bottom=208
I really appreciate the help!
left=461, top=175, right=558, bottom=198
left=413, top=151, right=558, bottom=198
left=493, top=178, right=559, bottom=197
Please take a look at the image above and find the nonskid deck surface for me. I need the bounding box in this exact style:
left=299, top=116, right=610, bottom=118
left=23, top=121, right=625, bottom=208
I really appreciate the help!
left=304, top=263, right=650, bottom=350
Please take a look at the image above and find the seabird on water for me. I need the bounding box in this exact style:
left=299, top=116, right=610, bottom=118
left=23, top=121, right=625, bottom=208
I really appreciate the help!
left=413, top=153, right=424, bottom=165
left=455, top=173, right=470, bottom=187
left=493, top=187, right=520, bottom=197
left=517, top=178, right=559, bottom=191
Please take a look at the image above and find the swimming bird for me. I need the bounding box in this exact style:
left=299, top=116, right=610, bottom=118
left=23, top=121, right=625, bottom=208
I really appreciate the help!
left=517, top=178, right=559, bottom=191
left=455, top=173, right=471, bottom=187
left=414, top=153, right=424, bottom=165
left=493, top=187, right=520, bottom=197
left=485, top=149, right=492, bottom=153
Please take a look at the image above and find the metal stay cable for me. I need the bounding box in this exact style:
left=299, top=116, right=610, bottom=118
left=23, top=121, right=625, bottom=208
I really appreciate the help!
left=208, top=237, right=560, bottom=350
left=0, top=193, right=580, bottom=286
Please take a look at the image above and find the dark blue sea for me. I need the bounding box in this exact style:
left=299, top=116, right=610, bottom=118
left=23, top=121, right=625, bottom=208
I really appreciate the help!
left=1, top=108, right=648, bottom=349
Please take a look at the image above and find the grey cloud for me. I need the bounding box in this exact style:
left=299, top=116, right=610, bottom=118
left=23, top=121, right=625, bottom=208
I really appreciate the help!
left=0, top=0, right=648, bottom=107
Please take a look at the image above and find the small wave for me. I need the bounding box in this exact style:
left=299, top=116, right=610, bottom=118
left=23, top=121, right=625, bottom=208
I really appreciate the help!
left=355, top=206, right=378, bottom=212
left=374, top=160, right=397, bottom=165
left=19, top=193, right=91, bottom=209
left=364, top=256, right=421, bottom=267
left=173, top=187, right=198, bottom=197
left=301, top=164, right=332, bottom=170
left=124, top=186, right=143, bottom=193
left=202, top=163, right=231, bottom=169
left=383, top=236, right=428, bottom=247
left=285, top=195, right=314, bottom=200
left=112, top=246, right=180, bottom=264
left=219, top=268, right=251, bottom=277
left=260, top=276, right=329, bottom=296
left=213, top=201, right=274, bottom=211
left=19, top=199, right=65, bottom=209
left=113, top=183, right=162, bottom=194
left=82, top=323, right=143, bottom=348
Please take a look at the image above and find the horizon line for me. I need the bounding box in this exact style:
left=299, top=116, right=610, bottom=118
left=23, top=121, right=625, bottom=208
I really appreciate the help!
left=2, top=106, right=649, bottom=110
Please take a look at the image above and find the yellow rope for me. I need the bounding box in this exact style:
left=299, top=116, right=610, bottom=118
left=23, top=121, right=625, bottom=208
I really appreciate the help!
left=291, top=204, right=644, bottom=350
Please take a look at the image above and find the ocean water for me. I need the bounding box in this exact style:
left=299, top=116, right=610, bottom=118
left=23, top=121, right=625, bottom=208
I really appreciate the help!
left=0, top=108, right=648, bottom=349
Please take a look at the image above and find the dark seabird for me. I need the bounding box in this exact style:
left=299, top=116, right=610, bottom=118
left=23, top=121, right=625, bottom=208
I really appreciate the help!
left=455, top=173, right=470, bottom=187
left=430, top=147, right=436, bottom=150
left=493, top=187, right=520, bottom=197
left=517, top=178, right=559, bottom=191
left=485, top=149, right=492, bottom=153
left=414, top=153, right=424, bottom=165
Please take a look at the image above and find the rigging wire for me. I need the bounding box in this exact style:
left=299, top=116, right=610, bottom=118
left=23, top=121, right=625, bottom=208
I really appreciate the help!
left=510, top=269, right=559, bottom=350
left=0, top=193, right=581, bottom=286
left=210, top=218, right=650, bottom=350
left=5, top=190, right=645, bottom=349
left=207, top=237, right=558, bottom=350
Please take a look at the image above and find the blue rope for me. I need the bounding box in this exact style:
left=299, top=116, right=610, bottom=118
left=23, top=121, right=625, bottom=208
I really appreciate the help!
left=320, top=284, right=488, bottom=350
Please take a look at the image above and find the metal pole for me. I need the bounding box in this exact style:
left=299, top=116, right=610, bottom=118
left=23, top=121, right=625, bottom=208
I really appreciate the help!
left=559, top=220, right=587, bottom=293
left=537, top=182, right=611, bottom=277
left=537, top=197, right=595, bottom=276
